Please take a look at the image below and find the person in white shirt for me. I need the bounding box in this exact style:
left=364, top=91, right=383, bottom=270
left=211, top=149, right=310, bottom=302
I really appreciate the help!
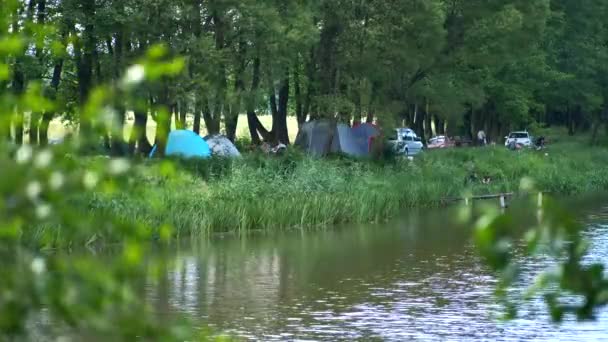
left=477, top=130, right=486, bottom=146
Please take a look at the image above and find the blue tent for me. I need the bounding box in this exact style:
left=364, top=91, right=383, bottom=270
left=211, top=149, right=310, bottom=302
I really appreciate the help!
left=149, top=130, right=211, bottom=159
left=333, top=124, right=368, bottom=157
left=351, top=123, right=380, bottom=153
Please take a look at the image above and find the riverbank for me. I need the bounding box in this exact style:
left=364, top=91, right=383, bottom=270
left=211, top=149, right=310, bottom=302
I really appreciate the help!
left=33, top=141, right=608, bottom=246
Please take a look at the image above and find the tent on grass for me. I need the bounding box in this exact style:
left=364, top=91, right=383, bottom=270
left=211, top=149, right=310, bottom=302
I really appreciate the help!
left=352, top=123, right=381, bottom=154
left=294, top=120, right=336, bottom=157
left=149, top=129, right=212, bottom=159
left=205, top=135, right=241, bottom=157
left=333, top=123, right=369, bottom=157
left=295, top=120, right=381, bottom=157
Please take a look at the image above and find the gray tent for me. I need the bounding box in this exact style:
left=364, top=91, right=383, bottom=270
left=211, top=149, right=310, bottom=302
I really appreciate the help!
left=205, top=135, right=241, bottom=157
left=333, top=123, right=369, bottom=157
left=295, top=120, right=336, bottom=157
left=295, top=120, right=373, bottom=157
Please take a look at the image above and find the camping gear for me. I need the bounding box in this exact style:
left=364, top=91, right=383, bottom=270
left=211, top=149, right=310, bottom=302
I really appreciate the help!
left=271, top=143, right=287, bottom=154
left=205, top=135, right=241, bottom=157
left=294, top=120, right=337, bottom=157
left=295, top=120, right=380, bottom=157
left=149, top=129, right=212, bottom=159
left=260, top=142, right=287, bottom=155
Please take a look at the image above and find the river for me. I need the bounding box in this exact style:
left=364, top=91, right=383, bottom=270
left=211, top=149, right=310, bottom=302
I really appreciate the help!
left=147, top=197, right=608, bottom=341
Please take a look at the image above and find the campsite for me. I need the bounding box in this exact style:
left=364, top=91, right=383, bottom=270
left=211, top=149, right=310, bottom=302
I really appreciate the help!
left=3, top=0, right=608, bottom=341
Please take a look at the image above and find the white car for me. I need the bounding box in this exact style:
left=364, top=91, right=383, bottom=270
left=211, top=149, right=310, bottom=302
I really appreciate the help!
left=389, top=128, right=424, bottom=156
left=505, top=131, right=532, bottom=148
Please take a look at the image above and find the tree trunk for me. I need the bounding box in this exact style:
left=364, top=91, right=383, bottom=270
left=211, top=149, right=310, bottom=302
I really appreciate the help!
left=209, top=8, right=226, bottom=137
left=225, top=105, right=239, bottom=142
left=12, top=63, right=25, bottom=144
left=29, top=113, right=39, bottom=144
left=590, top=116, right=601, bottom=145
left=111, top=105, right=127, bottom=156
left=463, top=106, right=473, bottom=140
left=247, top=57, right=262, bottom=144
left=366, top=112, right=374, bottom=124
left=129, top=92, right=152, bottom=156
left=424, top=100, right=432, bottom=140
left=591, top=107, right=608, bottom=145
left=366, top=86, right=376, bottom=124
left=179, top=102, right=187, bottom=130
left=191, top=0, right=203, bottom=136
left=273, top=70, right=290, bottom=144
left=39, top=113, right=52, bottom=146
left=294, top=58, right=305, bottom=126
left=175, top=101, right=186, bottom=130
left=76, top=0, right=96, bottom=151
left=302, top=48, right=315, bottom=122
left=247, top=114, right=261, bottom=145
left=415, top=104, right=426, bottom=144
left=354, top=85, right=362, bottom=126
left=193, top=97, right=202, bottom=135
left=11, top=0, right=29, bottom=144
left=36, top=0, right=46, bottom=55
left=568, top=106, right=577, bottom=136
left=154, top=84, right=172, bottom=156
left=318, top=15, right=340, bottom=96
left=202, top=97, right=220, bottom=135
left=269, top=85, right=278, bottom=119
left=434, top=115, right=445, bottom=135
left=39, top=58, right=63, bottom=146
left=28, top=0, right=47, bottom=145
left=102, top=133, right=111, bottom=151
left=226, top=40, right=247, bottom=142
left=130, top=109, right=152, bottom=155
left=111, top=26, right=128, bottom=156
left=245, top=57, right=271, bottom=144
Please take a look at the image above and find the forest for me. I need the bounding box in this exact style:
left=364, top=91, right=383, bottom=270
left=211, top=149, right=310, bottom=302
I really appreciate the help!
left=5, top=0, right=608, bottom=154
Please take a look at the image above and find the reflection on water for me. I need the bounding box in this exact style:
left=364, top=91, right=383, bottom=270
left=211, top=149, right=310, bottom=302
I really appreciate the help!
left=148, top=200, right=608, bottom=341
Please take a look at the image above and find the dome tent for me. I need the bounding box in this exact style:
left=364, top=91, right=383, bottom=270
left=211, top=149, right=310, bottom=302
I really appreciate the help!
left=205, top=135, right=241, bottom=157
left=149, top=130, right=211, bottom=159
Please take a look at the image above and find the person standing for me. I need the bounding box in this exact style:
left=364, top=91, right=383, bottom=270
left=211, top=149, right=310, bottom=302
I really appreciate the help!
left=477, top=130, right=487, bottom=146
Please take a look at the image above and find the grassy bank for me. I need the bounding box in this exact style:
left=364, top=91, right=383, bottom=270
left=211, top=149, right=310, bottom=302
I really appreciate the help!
left=51, top=140, right=607, bottom=245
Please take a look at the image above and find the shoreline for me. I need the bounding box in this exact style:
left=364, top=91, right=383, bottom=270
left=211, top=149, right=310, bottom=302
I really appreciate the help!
left=28, top=142, right=608, bottom=247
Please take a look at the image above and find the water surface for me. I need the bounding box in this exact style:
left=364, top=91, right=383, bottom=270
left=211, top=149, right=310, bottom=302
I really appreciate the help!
left=148, top=198, right=608, bottom=341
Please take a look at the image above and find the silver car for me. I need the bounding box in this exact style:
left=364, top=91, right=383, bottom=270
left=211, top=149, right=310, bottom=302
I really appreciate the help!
left=389, top=128, right=424, bottom=156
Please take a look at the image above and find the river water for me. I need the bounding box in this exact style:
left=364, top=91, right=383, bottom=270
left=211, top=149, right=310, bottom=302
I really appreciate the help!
left=148, top=197, right=608, bottom=341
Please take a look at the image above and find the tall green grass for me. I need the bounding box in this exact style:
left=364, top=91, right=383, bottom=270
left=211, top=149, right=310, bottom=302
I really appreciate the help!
left=68, top=141, right=608, bottom=244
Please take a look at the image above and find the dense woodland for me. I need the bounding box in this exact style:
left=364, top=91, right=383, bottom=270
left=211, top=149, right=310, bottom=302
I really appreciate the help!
left=4, top=0, right=608, bottom=155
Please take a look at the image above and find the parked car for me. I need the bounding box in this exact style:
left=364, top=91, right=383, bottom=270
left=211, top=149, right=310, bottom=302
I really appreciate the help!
left=388, top=128, right=424, bottom=156
left=428, top=135, right=455, bottom=149
left=505, top=131, right=533, bottom=148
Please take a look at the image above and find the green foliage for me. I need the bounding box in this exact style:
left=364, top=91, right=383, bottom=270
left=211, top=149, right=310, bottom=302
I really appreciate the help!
left=473, top=192, right=608, bottom=321
left=0, top=14, right=223, bottom=339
